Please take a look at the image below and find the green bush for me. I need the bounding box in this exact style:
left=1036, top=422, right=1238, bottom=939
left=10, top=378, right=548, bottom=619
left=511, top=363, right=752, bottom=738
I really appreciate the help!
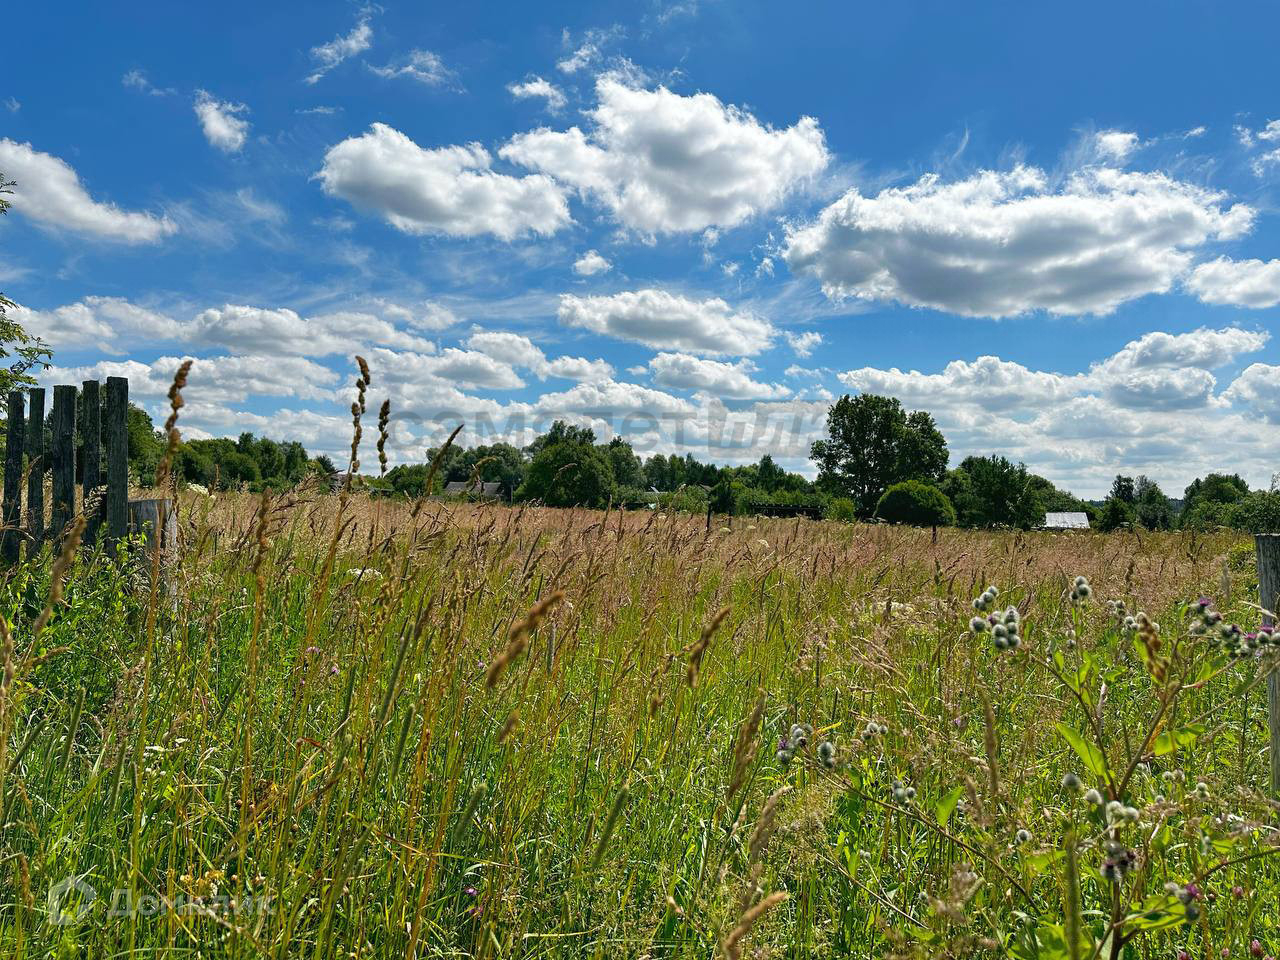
left=658, top=486, right=709, bottom=513
left=823, top=497, right=857, bottom=522
left=874, top=480, right=956, bottom=527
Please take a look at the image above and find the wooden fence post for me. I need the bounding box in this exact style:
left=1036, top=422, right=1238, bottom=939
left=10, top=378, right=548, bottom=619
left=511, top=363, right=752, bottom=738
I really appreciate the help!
left=105, top=377, right=128, bottom=554
left=2, top=392, right=24, bottom=563
left=50, top=385, right=76, bottom=537
left=26, top=387, right=45, bottom=555
left=82, top=380, right=101, bottom=546
left=1255, top=533, right=1280, bottom=797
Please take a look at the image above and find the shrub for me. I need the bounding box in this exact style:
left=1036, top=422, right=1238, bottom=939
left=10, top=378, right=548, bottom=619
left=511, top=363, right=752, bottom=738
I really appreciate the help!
left=874, top=480, right=956, bottom=527
left=823, top=497, right=857, bottom=522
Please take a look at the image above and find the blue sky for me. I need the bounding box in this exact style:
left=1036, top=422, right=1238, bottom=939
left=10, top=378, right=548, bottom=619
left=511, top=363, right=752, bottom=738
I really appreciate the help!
left=3, top=0, right=1280, bottom=496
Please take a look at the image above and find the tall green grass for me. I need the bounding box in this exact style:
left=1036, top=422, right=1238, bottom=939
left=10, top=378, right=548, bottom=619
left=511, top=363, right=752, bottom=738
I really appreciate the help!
left=1, top=484, right=1277, bottom=958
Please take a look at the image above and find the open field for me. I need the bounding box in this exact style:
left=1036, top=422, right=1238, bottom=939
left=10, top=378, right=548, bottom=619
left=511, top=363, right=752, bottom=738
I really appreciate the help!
left=1, top=491, right=1279, bottom=958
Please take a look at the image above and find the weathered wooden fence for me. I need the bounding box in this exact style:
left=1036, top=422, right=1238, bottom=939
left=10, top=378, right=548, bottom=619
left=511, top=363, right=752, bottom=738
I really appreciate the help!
left=1, top=377, right=134, bottom=561
left=1255, top=535, right=1280, bottom=796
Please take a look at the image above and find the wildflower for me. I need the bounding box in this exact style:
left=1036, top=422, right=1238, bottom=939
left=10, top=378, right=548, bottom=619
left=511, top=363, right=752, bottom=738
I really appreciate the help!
left=775, top=748, right=794, bottom=766
left=789, top=723, right=812, bottom=748
left=1084, top=788, right=1103, bottom=806
left=970, top=616, right=988, bottom=633
left=1232, top=885, right=1245, bottom=899
left=1061, top=772, right=1082, bottom=793
left=464, top=886, right=478, bottom=897
left=1251, top=940, right=1263, bottom=958
left=1195, top=781, right=1210, bottom=800
left=1070, top=575, right=1092, bottom=603
left=892, top=780, right=914, bottom=804
left=1100, top=840, right=1136, bottom=882
left=818, top=740, right=837, bottom=769
left=972, top=586, right=999, bottom=613
left=1015, top=828, right=1032, bottom=845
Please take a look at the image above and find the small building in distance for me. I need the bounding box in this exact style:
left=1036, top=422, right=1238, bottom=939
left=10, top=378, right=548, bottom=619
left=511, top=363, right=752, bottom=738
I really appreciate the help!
left=1043, top=511, right=1090, bottom=531
left=443, top=480, right=503, bottom=500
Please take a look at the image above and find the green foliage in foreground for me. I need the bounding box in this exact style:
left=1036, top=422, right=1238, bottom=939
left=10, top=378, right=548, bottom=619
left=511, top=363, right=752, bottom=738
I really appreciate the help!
left=875, top=480, right=956, bottom=527
left=1, top=500, right=1279, bottom=959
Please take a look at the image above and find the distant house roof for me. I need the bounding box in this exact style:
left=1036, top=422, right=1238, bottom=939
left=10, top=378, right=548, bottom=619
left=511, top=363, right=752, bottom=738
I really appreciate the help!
left=443, top=480, right=502, bottom=497
left=1044, top=511, right=1090, bottom=530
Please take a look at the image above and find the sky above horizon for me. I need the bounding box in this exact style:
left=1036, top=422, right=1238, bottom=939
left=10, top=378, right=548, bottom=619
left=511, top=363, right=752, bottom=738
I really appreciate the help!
left=3, top=0, right=1280, bottom=498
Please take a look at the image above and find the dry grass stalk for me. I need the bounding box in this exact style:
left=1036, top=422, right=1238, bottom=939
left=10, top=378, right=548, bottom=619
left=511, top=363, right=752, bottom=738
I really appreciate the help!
left=722, top=891, right=788, bottom=960
left=498, top=710, right=520, bottom=743
left=748, top=785, right=790, bottom=864
left=486, top=589, right=565, bottom=688
left=376, top=399, right=390, bottom=477
left=154, top=359, right=192, bottom=489
left=980, top=689, right=1000, bottom=798
left=727, top=692, right=765, bottom=804
left=687, top=605, right=731, bottom=687
left=33, top=513, right=85, bottom=640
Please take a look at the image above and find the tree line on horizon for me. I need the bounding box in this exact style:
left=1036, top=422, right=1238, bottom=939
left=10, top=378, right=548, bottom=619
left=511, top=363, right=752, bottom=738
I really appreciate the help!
left=87, top=391, right=1273, bottom=534
left=3, top=366, right=1277, bottom=534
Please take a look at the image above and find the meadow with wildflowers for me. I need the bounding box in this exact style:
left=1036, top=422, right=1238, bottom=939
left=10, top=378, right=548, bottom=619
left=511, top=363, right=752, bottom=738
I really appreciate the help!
left=1, top=373, right=1280, bottom=959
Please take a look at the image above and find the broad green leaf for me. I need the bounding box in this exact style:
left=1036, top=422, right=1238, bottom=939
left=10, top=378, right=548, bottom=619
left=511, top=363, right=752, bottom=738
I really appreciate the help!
left=935, top=785, right=964, bottom=828
left=1153, top=724, right=1205, bottom=756
left=1124, top=894, right=1188, bottom=932
left=1056, top=723, right=1109, bottom=778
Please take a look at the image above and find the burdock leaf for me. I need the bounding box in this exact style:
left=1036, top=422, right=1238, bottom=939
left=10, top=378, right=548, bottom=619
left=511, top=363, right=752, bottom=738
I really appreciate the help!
left=1055, top=723, right=1109, bottom=779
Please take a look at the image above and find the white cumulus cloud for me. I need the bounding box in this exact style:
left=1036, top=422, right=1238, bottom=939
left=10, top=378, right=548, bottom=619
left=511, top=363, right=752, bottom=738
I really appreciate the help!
left=784, top=165, right=1253, bottom=317
left=784, top=331, right=823, bottom=358
left=508, top=76, right=567, bottom=112
left=194, top=91, right=250, bottom=153
left=648, top=352, right=790, bottom=399
left=11, top=296, right=182, bottom=352
left=464, top=330, right=614, bottom=381
left=1186, top=256, right=1280, bottom=308
left=501, top=77, right=828, bottom=236
left=1095, top=130, right=1140, bottom=162
left=573, top=249, right=612, bottom=276
left=317, top=123, right=571, bottom=240
left=190, top=304, right=438, bottom=356
left=0, top=139, right=177, bottom=243
left=558, top=289, right=774, bottom=356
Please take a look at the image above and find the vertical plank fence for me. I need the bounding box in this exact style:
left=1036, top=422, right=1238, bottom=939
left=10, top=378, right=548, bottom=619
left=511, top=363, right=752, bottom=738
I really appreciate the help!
left=1257, top=534, right=1280, bottom=797
left=26, top=387, right=44, bottom=553
left=50, top=385, right=76, bottom=536
left=2, top=392, right=24, bottom=563
left=105, top=377, right=129, bottom=555
left=0, top=378, right=142, bottom=566
left=82, top=379, right=101, bottom=546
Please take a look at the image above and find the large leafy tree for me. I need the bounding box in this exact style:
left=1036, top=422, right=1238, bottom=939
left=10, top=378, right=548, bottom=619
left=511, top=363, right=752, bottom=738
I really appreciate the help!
left=0, top=174, right=53, bottom=395
left=810, top=394, right=948, bottom=517
left=1134, top=475, right=1173, bottom=530
left=948, top=455, right=1043, bottom=529
left=605, top=436, right=643, bottom=490
left=517, top=439, right=616, bottom=508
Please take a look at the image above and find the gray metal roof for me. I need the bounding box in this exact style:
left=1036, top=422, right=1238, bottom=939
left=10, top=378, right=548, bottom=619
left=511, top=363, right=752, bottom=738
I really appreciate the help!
left=444, top=480, right=502, bottom=496
left=1043, top=511, right=1090, bottom=530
